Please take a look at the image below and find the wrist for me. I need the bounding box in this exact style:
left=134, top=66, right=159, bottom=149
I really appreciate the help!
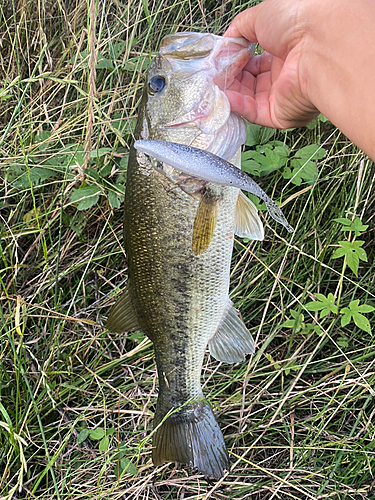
left=299, top=0, right=375, bottom=158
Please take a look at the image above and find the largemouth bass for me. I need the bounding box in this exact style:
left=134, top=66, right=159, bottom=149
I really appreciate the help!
left=107, top=32, right=290, bottom=478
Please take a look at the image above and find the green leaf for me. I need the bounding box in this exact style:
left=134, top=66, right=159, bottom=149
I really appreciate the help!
left=114, top=442, right=129, bottom=460
left=305, top=302, right=325, bottom=312
left=115, top=457, right=137, bottom=478
left=332, top=240, right=367, bottom=275
left=121, top=458, right=137, bottom=475
left=281, top=309, right=305, bottom=332
left=333, top=217, right=369, bottom=236
left=74, top=50, right=114, bottom=69
left=340, top=308, right=351, bottom=327
left=305, top=293, right=338, bottom=317
left=122, top=56, right=150, bottom=73
left=13, top=166, right=56, bottom=188
left=311, top=325, right=323, bottom=336
left=345, top=218, right=368, bottom=236
left=69, top=211, right=87, bottom=237
left=89, top=428, right=105, bottom=440
left=331, top=247, right=346, bottom=259
left=245, top=123, right=276, bottom=146
left=295, top=144, right=326, bottom=161
left=358, top=304, right=375, bottom=313
left=127, top=331, right=145, bottom=342
left=258, top=127, right=277, bottom=144
left=108, top=189, right=124, bottom=209
left=283, top=144, right=325, bottom=185
left=100, top=164, right=112, bottom=178
left=70, top=185, right=101, bottom=211
left=340, top=300, right=374, bottom=333
left=306, top=114, right=329, bottom=129
left=336, top=334, right=349, bottom=348
left=242, top=141, right=289, bottom=176
left=241, top=156, right=262, bottom=176
left=352, top=312, right=371, bottom=333
left=96, top=53, right=114, bottom=69
left=35, top=131, right=52, bottom=150
left=77, top=429, right=89, bottom=443
left=306, top=117, right=319, bottom=130
left=264, top=353, right=281, bottom=370
left=85, top=167, right=100, bottom=181
left=112, top=41, right=127, bottom=58
left=283, top=159, right=318, bottom=186
left=90, top=148, right=113, bottom=159
left=346, top=248, right=361, bottom=271
left=99, top=436, right=109, bottom=452
left=333, top=217, right=351, bottom=226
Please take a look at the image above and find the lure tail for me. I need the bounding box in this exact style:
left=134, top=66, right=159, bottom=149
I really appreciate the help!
left=152, top=399, right=230, bottom=479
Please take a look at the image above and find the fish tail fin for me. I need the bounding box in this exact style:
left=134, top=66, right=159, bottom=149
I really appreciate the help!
left=152, top=399, right=230, bottom=479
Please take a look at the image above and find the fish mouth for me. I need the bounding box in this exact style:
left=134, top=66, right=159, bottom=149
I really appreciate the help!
left=163, top=108, right=226, bottom=134
left=164, top=121, right=193, bottom=128
left=160, top=32, right=252, bottom=90
left=159, top=33, right=252, bottom=132
left=163, top=113, right=209, bottom=129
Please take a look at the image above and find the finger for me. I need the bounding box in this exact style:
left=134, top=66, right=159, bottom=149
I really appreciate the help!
left=230, top=69, right=256, bottom=91
left=254, top=71, right=272, bottom=94
left=223, top=4, right=262, bottom=42
left=224, top=90, right=258, bottom=122
left=226, top=89, right=278, bottom=129
left=225, top=78, right=254, bottom=96
left=247, top=52, right=273, bottom=76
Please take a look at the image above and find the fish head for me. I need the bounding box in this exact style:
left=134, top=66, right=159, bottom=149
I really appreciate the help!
left=143, top=32, right=252, bottom=159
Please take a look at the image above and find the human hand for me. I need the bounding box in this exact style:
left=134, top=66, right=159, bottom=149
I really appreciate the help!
left=224, top=0, right=320, bottom=129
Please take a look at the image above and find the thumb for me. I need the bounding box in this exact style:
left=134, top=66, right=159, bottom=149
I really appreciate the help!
left=224, top=4, right=262, bottom=42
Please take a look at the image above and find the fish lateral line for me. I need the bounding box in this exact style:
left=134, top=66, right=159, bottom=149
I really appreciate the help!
left=134, top=139, right=294, bottom=233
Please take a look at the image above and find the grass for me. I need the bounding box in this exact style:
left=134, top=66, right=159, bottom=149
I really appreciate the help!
left=0, top=0, right=374, bottom=499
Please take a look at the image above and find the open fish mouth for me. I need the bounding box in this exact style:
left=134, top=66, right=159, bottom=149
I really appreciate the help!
left=159, top=32, right=253, bottom=90
left=156, top=33, right=253, bottom=133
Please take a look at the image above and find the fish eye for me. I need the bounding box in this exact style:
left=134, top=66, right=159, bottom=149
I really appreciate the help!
left=149, top=75, right=166, bottom=93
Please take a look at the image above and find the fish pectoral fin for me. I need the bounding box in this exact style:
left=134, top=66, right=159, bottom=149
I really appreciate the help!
left=208, top=299, right=255, bottom=363
left=192, top=190, right=221, bottom=256
left=153, top=399, right=230, bottom=479
left=234, top=191, right=264, bottom=241
left=106, top=287, right=140, bottom=333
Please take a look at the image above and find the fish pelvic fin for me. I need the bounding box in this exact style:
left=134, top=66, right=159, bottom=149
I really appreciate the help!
left=152, top=399, right=230, bottom=479
left=235, top=191, right=264, bottom=241
left=106, top=287, right=140, bottom=333
left=192, top=189, right=222, bottom=256
left=208, top=299, right=255, bottom=363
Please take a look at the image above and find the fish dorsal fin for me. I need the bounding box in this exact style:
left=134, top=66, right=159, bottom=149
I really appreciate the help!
left=192, top=189, right=222, bottom=256
left=234, top=191, right=264, bottom=241
left=106, top=287, right=140, bottom=333
left=208, top=299, right=255, bottom=363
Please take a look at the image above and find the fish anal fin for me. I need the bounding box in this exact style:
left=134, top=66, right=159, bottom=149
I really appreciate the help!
left=106, top=287, right=140, bottom=333
left=235, top=191, right=264, bottom=241
left=208, top=299, right=255, bottom=363
left=153, top=400, right=230, bottom=479
left=192, top=190, right=221, bottom=256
